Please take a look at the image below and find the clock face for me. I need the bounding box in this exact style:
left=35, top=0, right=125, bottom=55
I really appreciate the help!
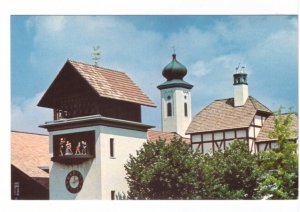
left=65, top=170, right=83, bottom=193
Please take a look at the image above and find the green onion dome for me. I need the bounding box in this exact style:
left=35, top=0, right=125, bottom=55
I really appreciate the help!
left=162, top=54, right=187, bottom=81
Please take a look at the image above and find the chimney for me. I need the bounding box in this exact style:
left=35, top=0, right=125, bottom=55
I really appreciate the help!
left=233, top=65, right=248, bottom=107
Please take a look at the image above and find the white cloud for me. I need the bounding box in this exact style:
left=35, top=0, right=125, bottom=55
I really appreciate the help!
left=26, top=16, right=65, bottom=33
left=13, top=16, right=298, bottom=133
left=189, top=54, right=245, bottom=79
left=11, top=92, right=52, bottom=134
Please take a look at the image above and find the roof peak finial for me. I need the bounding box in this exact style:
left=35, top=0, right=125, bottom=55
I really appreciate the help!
left=92, top=45, right=101, bottom=66
left=172, top=45, right=176, bottom=54
left=172, top=45, right=176, bottom=60
left=235, top=63, right=247, bottom=74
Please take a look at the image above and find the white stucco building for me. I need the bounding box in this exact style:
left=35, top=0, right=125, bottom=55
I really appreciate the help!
left=38, top=60, right=155, bottom=200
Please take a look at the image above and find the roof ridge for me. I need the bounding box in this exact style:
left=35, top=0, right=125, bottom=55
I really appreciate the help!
left=11, top=130, right=48, bottom=136
left=68, top=59, right=126, bottom=74
left=248, top=96, right=272, bottom=113
left=214, top=97, right=233, bottom=101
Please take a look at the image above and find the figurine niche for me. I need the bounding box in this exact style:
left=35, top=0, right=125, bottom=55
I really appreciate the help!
left=58, top=138, right=88, bottom=156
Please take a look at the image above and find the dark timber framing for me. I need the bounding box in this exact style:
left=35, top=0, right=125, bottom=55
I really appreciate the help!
left=191, top=127, right=250, bottom=154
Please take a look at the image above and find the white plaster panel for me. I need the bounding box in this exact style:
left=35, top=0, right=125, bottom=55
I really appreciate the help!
left=192, top=134, right=201, bottom=142
left=214, top=132, right=223, bottom=140
left=203, top=133, right=212, bottom=141
left=262, top=116, right=266, bottom=124
left=254, top=127, right=261, bottom=138
left=254, top=115, right=262, bottom=126
left=248, top=127, right=255, bottom=138
left=225, top=131, right=235, bottom=139
left=203, top=142, right=213, bottom=153
left=192, top=143, right=200, bottom=151
left=236, top=129, right=246, bottom=138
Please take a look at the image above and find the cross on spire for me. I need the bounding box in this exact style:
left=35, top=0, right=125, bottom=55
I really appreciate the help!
left=172, top=45, right=176, bottom=54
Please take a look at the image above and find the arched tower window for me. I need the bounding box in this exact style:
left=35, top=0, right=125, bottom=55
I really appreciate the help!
left=184, top=102, right=188, bottom=117
left=167, top=102, right=172, bottom=117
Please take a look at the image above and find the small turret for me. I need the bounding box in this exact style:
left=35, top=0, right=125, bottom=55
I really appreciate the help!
left=233, top=65, right=249, bottom=107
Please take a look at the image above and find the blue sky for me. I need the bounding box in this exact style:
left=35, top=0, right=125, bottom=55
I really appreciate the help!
left=11, top=15, right=298, bottom=134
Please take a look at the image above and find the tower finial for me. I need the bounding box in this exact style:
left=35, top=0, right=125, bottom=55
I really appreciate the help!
left=172, top=45, right=176, bottom=54
left=235, top=63, right=247, bottom=74
left=235, top=63, right=240, bottom=73
left=171, top=46, right=176, bottom=60
left=92, top=45, right=101, bottom=66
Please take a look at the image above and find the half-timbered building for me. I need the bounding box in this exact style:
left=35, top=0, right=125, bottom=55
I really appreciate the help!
left=186, top=66, right=298, bottom=154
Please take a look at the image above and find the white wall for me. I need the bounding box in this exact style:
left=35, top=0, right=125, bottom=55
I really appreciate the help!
left=49, top=126, right=102, bottom=200
left=49, top=125, right=147, bottom=200
left=160, top=87, right=192, bottom=137
left=99, top=126, right=147, bottom=200
left=234, top=84, right=248, bottom=107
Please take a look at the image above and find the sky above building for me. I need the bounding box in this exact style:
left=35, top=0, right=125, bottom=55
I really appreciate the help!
left=11, top=15, right=298, bottom=134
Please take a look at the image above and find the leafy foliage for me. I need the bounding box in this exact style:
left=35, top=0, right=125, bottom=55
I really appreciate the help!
left=124, top=137, right=205, bottom=200
left=202, top=140, right=260, bottom=199
left=257, top=111, right=298, bottom=199
left=125, top=111, right=298, bottom=200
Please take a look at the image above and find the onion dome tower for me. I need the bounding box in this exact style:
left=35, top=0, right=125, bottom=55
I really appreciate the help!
left=157, top=54, right=193, bottom=137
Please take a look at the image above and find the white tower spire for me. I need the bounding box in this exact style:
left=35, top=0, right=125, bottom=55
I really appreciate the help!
left=157, top=54, right=193, bottom=138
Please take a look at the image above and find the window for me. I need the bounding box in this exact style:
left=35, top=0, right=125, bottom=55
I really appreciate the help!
left=13, top=182, right=20, bottom=199
left=111, top=190, right=115, bottom=200
left=110, top=138, right=114, bottom=158
left=167, top=102, right=172, bottom=117
left=184, top=102, right=188, bottom=117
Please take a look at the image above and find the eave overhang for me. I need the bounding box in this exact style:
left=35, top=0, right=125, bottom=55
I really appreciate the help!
left=39, top=114, right=154, bottom=132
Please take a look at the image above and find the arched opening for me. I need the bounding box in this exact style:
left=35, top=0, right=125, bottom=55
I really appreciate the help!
left=167, top=102, right=172, bottom=117
left=184, top=102, right=188, bottom=117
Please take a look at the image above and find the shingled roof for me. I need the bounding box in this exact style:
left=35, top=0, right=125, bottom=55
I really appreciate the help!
left=38, top=60, right=155, bottom=108
left=11, top=131, right=49, bottom=189
left=147, top=130, right=190, bottom=144
left=256, top=113, right=298, bottom=142
left=186, top=96, right=272, bottom=134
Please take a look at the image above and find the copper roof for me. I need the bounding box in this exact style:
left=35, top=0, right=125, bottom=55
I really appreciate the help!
left=69, top=60, right=155, bottom=107
left=147, top=130, right=190, bottom=144
left=11, top=131, right=49, bottom=189
left=186, top=96, right=272, bottom=134
left=256, top=113, right=298, bottom=142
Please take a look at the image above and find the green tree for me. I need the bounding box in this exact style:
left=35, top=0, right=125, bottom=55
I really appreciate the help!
left=202, top=140, right=260, bottom=199
left=257, top=111, right=298, bottom=199
left=124, top=137, right=205, bottom=200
